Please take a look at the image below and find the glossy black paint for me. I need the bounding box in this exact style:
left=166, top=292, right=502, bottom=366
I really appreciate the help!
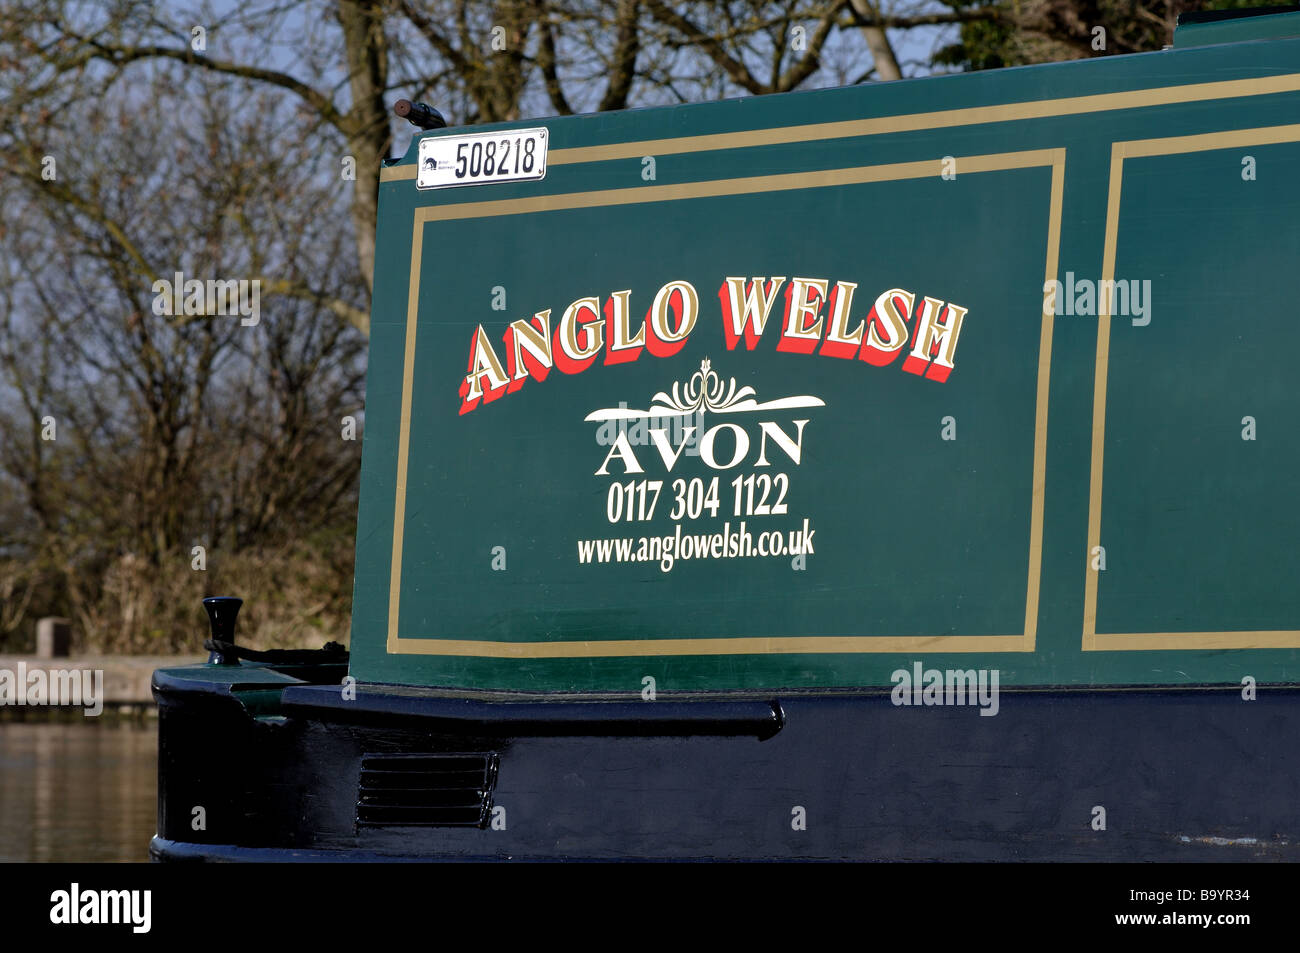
left=153, top=668, right=1300, bottom=861
left=202, top=597, right=243, bottom=666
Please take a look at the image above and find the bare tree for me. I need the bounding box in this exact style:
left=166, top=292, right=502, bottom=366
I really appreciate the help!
left=0, top=67, right=365, bottom=651
left=3, top=0, right=942, bottom=313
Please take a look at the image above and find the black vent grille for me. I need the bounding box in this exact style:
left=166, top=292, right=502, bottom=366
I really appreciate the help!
left=357, top=753, right=498, bottom=828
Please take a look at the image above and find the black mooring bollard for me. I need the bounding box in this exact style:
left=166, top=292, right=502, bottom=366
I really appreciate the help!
left=203, top=596, right=243, bottom=665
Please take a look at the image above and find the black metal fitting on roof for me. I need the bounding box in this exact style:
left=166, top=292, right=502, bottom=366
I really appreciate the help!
left=394, top=99, right=447, bottom=130
left=202, top=596, right=243, bottom=665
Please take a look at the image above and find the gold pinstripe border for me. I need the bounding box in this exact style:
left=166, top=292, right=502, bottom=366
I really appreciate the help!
left=1084, top=123, right=1300, bottom=652
left=379, top=72, right=1300, bottom=183
left=386, top=148, right=1064, bottom=657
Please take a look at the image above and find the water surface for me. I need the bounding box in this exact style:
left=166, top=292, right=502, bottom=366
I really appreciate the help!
left=0, top=719, right=157, bottom=862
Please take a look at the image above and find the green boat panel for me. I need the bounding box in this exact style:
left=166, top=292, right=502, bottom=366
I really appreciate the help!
left=1173, top=8, right=1300, bottom=47
left=349, top=29, right=1300, bottom=692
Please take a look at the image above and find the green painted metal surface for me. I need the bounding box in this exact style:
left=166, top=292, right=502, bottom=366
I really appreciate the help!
left=1173, top=9, right=1300, bottom=47
left=350, top=34, right=1300, bottom=693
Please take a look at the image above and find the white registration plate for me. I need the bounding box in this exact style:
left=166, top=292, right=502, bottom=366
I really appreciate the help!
left=416, top=128, right=548, bottom=190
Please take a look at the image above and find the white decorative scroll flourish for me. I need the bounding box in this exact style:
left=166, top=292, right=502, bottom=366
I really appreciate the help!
left=584, top=358, right=825, bottom=421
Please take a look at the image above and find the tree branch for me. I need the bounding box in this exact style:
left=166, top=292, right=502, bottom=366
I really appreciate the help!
left=598, top=0, right=642, bottom=112
left=777, top=2, right=846, bottom=92
left=534, top=2, right=575, bottom=115
left=643, top=0, right=766, bottom=95
left=48, top=24, right=345, bottom=130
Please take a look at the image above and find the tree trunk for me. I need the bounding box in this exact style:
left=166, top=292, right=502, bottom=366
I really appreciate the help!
left=849, top=0, right=903, bottom=81
left=337, top=0, right=393, bottom=300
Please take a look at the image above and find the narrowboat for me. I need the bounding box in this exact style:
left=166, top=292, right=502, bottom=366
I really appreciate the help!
left=153, top=7, right=1300, bottom=861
